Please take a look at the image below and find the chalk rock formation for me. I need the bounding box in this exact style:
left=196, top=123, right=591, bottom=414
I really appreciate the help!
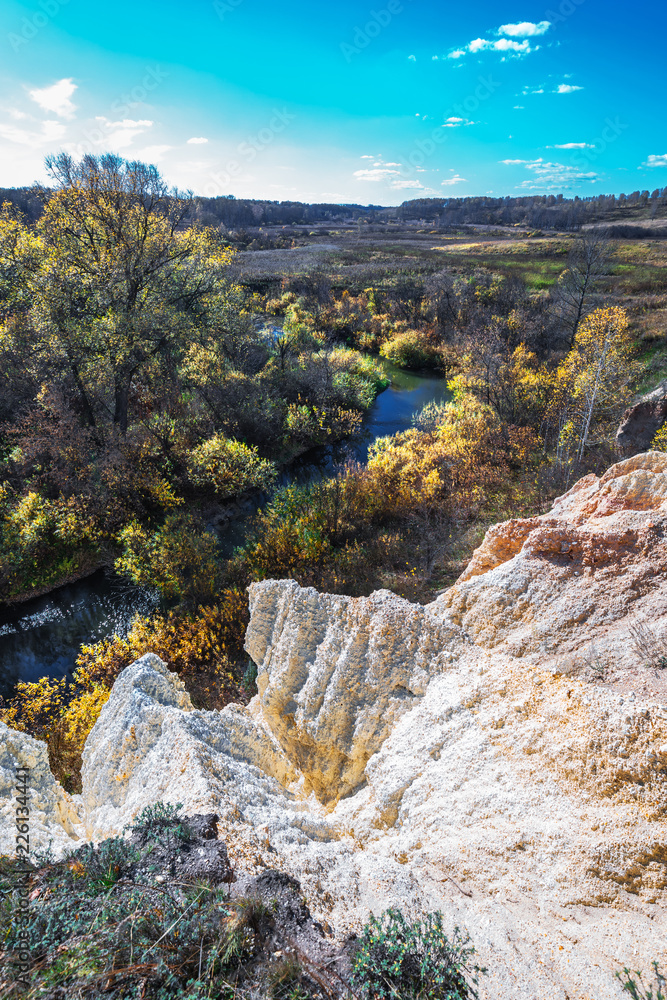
left=245, top=581, right=464, bottom=802
left=616, top=377, right=667, bottom=453
left=440, top=450, right=667, bottom=663
left=2, top=453, right=667, bottom=999
left=0, top=720, right=84, bottom=856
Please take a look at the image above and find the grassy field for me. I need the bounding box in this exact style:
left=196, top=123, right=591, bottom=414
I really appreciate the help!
left=233, top=224, right=667, bottom=363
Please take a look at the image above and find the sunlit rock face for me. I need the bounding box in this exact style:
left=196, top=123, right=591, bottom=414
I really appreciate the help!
left=2, top=453, right=667, bottom=999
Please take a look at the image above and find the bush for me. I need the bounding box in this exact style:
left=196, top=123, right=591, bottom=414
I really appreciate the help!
left=0, top=809, right=321, bottom=1000
left=0, top=676, right=109, bottom=792
left=0, top=489, right=102, bottom=601
left=188, top=432, right=277, bottom=498
left=75, top=588, right=249, bottom=709
left=380, top=331, right=447, bottom=371
left=350, top=908, right=485, bottom=999
left=115, top=513, right=221, bottom=606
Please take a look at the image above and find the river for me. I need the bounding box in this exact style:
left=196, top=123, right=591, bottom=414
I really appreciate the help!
left=0, top=361, right=449, bottom=701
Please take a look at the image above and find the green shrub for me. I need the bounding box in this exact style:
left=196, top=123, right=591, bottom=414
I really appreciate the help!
left=125, top=801, right=193, bottom=849
left=0, top=488, right=102, bottom=601
left=115, top=512, right=221, bottom=606
left=617, top=962, right=666, bottom=999
left=188, top=432, right=277, bottom=498
left=380, top=331, right=445, bottom=371
left=351, top=908, right=485, bottom=1000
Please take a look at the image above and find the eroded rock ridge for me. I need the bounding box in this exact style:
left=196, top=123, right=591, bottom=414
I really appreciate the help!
left=2, top=453, right=667, bottom=999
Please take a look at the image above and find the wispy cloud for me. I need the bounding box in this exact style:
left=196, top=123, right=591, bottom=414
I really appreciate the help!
left=390, top=179, right=425, bottom=189
left=0, top=118, right=65, bottom=148
left=187, top=136, right=208, bottom=144
left=522, top=81, right=584, bottom=96
left=353, top=167, right=401, bottom=181
left=94, top=115, right=154, bottom=150
left=549, top=142, right=593, bottom=149
left=441, top=174, right=467, bottom=186
left=132, top=144, right=172, bottom=161
left=103, top=118, right=153, bottom=128
left=500, top=157, right=597, bottom=188
left=28, top=78, right=77, bottom=118
left=644, top=153, right=667, bottom=167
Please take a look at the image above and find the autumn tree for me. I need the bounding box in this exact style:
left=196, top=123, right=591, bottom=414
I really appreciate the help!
left=0, top=153, right=233, bottom=438
left=553, top=306, right=640, bottom=466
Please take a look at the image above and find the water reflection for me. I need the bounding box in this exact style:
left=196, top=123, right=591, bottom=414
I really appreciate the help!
left=0, top=571, right=160, bottom=702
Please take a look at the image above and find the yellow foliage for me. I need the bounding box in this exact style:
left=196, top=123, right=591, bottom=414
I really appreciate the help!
left=76, top=589, right=249, bottom=709
left=0, top=677, right=109, bottom=791
left=651, top=424, right=667, bottom=451
left=553, top=306, right=640, bottom=463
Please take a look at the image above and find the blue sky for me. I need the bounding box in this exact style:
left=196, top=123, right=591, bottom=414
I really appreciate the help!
left=1, top=0, right=665, bottom=204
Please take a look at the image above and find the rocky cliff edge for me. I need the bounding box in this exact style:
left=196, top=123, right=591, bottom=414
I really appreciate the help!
left=2, top=453, right=667, bottom=999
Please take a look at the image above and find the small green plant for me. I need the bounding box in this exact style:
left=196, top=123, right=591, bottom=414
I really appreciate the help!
left=268, top=954, right=307, bottom=999
left=67, top=836, right=140, bottom=895
left=243, top=658, right=259, bottom=695
left=617, top=962, right=666, bottom=999
left=125, top=800, right=193, bottom=848
left=350, top=907, right=485, bottom=999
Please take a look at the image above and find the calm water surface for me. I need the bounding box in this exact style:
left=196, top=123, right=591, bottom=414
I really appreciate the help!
left=0, top=359, right=448, bottom=699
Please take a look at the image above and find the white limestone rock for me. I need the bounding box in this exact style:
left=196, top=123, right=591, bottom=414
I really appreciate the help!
left=245, top=579, right=466, bottom=802
left=2, top=455, right=667, bottom=998
left=0, top=720, right=84, bottom=857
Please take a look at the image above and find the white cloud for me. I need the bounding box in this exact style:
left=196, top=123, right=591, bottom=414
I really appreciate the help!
left=441, top=174, right=467, bottom=186
left=513, top=105, right=525, bottom=109
left=390, top=179, right=425, bottom=189
left=554, top=83, right=583, bottom=93
left=88, top=116, right=155, bottom=150
left=448, top=21, right=551, bottom=60
left=28, top=78, right=77, bottom=119
left=644, top=154, right=667, bottom=167
left=187, top=136, right=208, bottom=144
left=103, top=118, right=153, bottom=128
left=353, top=167, right=401, bottom=181
left=497, top=20, right=550, bottom=36
left=384, top=161, right=402, bottom=167
left=522, top=86, right=545, bottom=95
left=549, top=142, right=593, bottom=149
left=0, top=118, right=65, bottom=148
left=442, top=116, right=475, bottom=128
left=360, top=154, right=375, bottom=159
left=469, top=37, right=531, bottom=54
left=500, top=157, right=597, bottom=189
left=408, top=54, right=416, bottom=61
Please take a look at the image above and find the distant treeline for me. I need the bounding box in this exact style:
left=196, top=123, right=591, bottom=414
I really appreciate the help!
left=393, top=190, right=667, bottom=231
left=2, top=183, right=667, bottom=232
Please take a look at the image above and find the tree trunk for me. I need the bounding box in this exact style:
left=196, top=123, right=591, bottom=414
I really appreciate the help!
left=113, top=376, right=131, bottom=437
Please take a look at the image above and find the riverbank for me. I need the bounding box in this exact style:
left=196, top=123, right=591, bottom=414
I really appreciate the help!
left=0, top=362, right=450, bottom=700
